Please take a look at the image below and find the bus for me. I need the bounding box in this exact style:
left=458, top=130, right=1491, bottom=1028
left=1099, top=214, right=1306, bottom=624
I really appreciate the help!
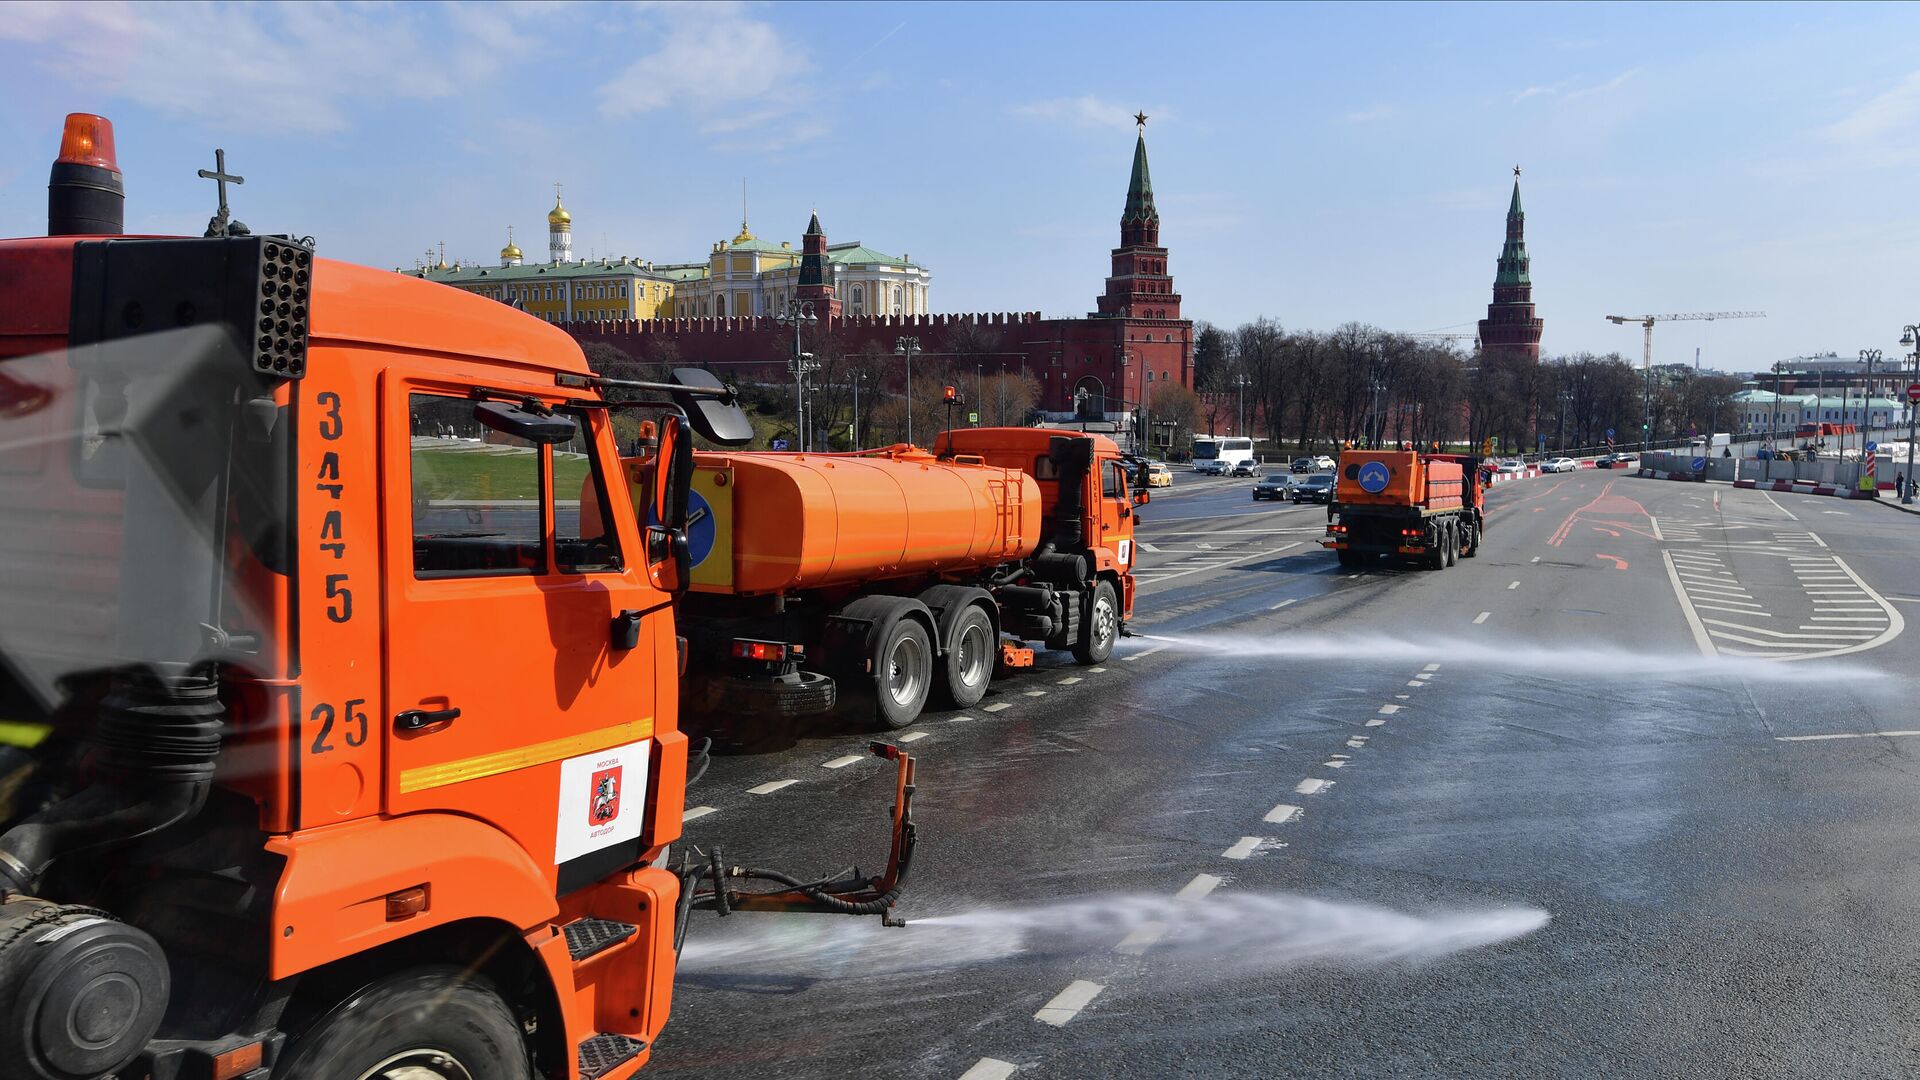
left=1193, top=435, right=1256, bottom=475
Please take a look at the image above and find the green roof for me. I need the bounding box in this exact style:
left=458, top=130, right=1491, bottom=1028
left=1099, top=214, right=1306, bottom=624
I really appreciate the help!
left=1124, top=132, right=1158, bottom=225
left=827, top=242, right=919, bottom=268
left=722, top=236, right=797, bottom=255
left=414, top=259, right=676, bottom=285
left=1509, top=178, right=1523, bottom=216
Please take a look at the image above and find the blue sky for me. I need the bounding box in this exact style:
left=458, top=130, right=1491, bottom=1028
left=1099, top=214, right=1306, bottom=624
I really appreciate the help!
left=4, top=1, right=1919, bottom=369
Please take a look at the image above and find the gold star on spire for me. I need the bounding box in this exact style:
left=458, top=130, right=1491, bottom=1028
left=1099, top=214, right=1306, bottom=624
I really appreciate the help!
left=1134, top=111, right=1149, bottom=131
left=1513, top=164, right=1522, bottom=178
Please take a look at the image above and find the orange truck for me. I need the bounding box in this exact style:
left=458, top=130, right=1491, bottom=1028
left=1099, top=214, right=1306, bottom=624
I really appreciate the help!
left=658, top=427, right=1143, bottom=738
left=0, top=113, right=978, bottom=1080
left=1321, top=449, right=1486, bottom=569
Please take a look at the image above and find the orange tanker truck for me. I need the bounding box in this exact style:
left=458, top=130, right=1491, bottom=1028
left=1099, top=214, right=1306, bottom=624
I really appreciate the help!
left=0, top=113, right=943, bottom=1080
left=1321, top=448, right=1486, bottom=569
left=648, top=427, right=1142, bottom=737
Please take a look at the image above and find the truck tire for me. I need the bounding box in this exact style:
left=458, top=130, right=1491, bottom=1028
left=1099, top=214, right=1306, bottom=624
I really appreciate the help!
left=1460, top=523, right=1478, bottom=558
left=1336, top=548, right=1358, bottom=567
left=1424, top=529, right=1446, bottom=571
left=1443, top=522, right=1459, bottom=566
left=872, top=617, right=933, bottom=728
left=1074, top=579, right=1119, bottom=664
left=275, top=966, right=531, bottom=1080
left=939, top=603, right=996, bottom=708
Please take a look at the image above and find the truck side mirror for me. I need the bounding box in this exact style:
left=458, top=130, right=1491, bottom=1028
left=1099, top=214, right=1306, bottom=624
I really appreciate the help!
left=669, top=367, right=754, bottom=446
left=647, top=413, right=694, bottom=594
left=473, top=400, right=575, bottom=444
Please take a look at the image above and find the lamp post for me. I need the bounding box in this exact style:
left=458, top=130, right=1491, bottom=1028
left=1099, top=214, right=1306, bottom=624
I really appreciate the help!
left=1232, top=373, right=1250, bottom=437
left=894, top=336, right=921, bottom=445
left=849, top=370, right=863, bottom=451
left=775, top=299, right=818, bottom=449
left=975, top=363, right=984, bottom=426
left=1859, top=349, right=1880, bottom=465
left=1900, top=326, right=1920, bottom=503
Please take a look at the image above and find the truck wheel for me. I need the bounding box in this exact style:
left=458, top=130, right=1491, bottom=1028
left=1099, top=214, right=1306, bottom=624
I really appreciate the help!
left=1425, top=530, right=1446, bottom=571
left=1460, top=524, right=1478, bottom=558
left=1443, top=523, right=1459, bottom=566
left=1074, top=580, right=1118, bottom=664
left=940, top=604, right=995, bottom=708
left=275, top=966, right=530, bottom=1080
left=1336, top=548, right=1358, bottom=567
left=873, top=618, right=934, bottom=728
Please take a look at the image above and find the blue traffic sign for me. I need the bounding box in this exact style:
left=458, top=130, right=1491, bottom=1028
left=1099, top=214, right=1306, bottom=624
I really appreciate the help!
left=1867, top=441, right=1879, bottom=453
left=771, top=439, right=789, bottom=450
left=685, top=489, right=717, bottom=569
left=1690, top=456, right=1707, bottom=471
left=1357, top=460, right=1391, bottom=494
left=1606, top=428, right=1616, bottom=438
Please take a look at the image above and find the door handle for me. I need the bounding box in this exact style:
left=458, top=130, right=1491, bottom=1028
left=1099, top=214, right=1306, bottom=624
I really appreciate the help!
left=612, top=609, right=643, bottom=651
left=395, top=707, right=460, bottom=732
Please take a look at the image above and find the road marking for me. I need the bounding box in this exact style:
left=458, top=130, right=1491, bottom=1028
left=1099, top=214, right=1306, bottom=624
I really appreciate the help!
left=1891, top=597, right=1920, bottom=604
left=959, top=1059, right=1019, bottom=1080
left=822, top=755, right=864, bottom=769
left=1806, top=618, right=1889, bottom=624
left=1222, top=836, right=1262, bottom=860
left=1473, top=611, right=1491, bottom=624
left=1057, top=676, right=1083, bottom=685
left=748, top=780, right=798, bottom=795
left=1663, top=552, right=1717, bottom=658
left=1760, top=491, right=1799, bottom=520
left=1507, top=581, right=1520, bottom=590
left=1650, top=515, right=1665, bottom=540
left=1406, top=680, right=1427, bottom=688
left=897, top=731, right=929, bottom=743
left=1024, top=690, right=1047, bottom=697
left=950, top=715, right=973, bottom=722
left=1395, top=693, right=1410, bottom=699
left=1136, top=541, right=1161, bottom=553
left=1124, top=644, right=1169, bottom=663
left=1264, top=804, right=1303, bottom=823
left=1414, top=672, right=1435, bottom=680
left=1270, top=598, right=1298, bottom=610
left=1295, top=778, right=1333, bottom=795
left=1701, top=619, right=1873, bottom=639
left=1365, top=718, right=1386, bottom=726
left=1176, top=873, right=1224, bottom=901
left=1035, top=980, right=1104, bottom=1026
left=1347, top=735, right=1370, bottom=747
left=684, top=806, right=718, bottom=821
left=1115, top=923, right=1167, bottom=954
left=1695, top=604, right=1770, bottom=616
left=1135, top=543, right=1304, bottom=587
left=1424, top=663, right=1442, bottom=671
left=1777, top=730, right=1920, bottom=742
left=1379, top=704, right=1401, bottom=714
left=1323, top=759, right=1349, bottom=768
left=1530, top=556, right=1541, bottom=563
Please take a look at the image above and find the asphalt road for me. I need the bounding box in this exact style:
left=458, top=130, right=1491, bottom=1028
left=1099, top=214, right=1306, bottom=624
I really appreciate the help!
left=649, top=467, right=1920, bottom=1079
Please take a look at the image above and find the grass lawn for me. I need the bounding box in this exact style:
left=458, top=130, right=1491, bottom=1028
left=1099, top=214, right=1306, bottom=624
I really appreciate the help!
left=411, top=444, right=592, bottom=502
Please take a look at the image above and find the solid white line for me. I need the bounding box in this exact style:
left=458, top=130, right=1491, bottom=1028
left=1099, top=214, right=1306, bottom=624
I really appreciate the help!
left=1270, top=598, right=1298, bottom=610
left=1035, top=980, right=1104, bottom=1026
left=1685, top=584, right=1753, bottom=597
left=1264, top=804, right=1303, bottom=823
left=1760, top=491, right=1799, bottom=520
left=1777, top=730, right=1920, bottom=742
left=1701, top=620, right=1873, bottom=639
left=1663, top=551, right=1718, bottom=658
left=683, top=806, right=718, bottom=821
left=822, top=755, right=864, bottom=769
left=1650, top=515, right=1665, bottom=540
left=1806, top=618, right=1887, bottom=624
left=1222, top=836, right=1262, bottom=860
left=1693, top=604, right=1770, bottom=616
left=1176, top=873, right=1224, bottom=901
left=1473, top=611, right=1491, bottom=624
left=748, top=779, right=798, bottom=795
left=1891, top=597, right=1920, bottom=604
left=897, top=731, right=929, bottom=743
left=1295, top=778, right=1334, bottom=795
left=959, top=1059, right=1019, bottom=1080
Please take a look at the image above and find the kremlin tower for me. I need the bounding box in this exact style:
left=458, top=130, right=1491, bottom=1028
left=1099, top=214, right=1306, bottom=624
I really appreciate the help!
left=794, top=211, right=842, bottom=317
left=548, top=188, right=573, bottom=264
left=1095, top=113, right=1180, bottom=322
left=1477, top=167, right=1542, bottom=360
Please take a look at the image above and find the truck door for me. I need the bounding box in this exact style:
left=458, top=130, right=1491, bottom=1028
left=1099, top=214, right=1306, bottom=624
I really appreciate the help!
left=381, top=375, right=671, bottom=894
left=1096, top=456, right=1134, bottom=570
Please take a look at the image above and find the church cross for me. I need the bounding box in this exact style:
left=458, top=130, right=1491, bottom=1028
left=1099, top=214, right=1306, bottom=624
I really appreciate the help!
left=198, top=148, right=244, bottom=217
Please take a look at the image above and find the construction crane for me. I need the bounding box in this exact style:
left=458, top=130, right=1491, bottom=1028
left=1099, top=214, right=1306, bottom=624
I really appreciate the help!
left=1605, top=311, right=1765, bottom=446
left=1408, top=332, right=1480, bottom=348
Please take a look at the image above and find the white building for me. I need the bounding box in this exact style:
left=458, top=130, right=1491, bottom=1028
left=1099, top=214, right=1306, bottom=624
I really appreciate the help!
left=666, top=215, right=930, bottom=319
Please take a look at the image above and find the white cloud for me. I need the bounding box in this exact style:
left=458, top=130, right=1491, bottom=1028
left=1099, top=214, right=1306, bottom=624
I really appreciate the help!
left=1341, top=104, right=1399, bottom=124
left=1012, top=95, right=1175, bottom=132
left=597, top=2, right=814, bottom=142
left=1513, top=69, right=1639, bottom=104
left=1826, top=70, right=1920, bottom=145
left=0, top=1, right=550, bottom=135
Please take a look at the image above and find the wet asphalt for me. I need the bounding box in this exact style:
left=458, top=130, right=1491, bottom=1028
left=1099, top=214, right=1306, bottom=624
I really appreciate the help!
left=647, top=468, right=1920, bottom=1079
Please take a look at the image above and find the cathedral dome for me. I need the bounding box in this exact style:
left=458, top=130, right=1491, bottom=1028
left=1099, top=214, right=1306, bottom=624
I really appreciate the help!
left=549, top=197, right=571, bottom=226
left=500, top=239, right=523, bottom=260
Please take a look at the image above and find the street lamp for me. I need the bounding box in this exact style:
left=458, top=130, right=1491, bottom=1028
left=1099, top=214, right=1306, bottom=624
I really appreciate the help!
left=1858, top=348, right=1880, bottom=468
left=775, top=300, right=818, bottom=450
left=1232, top=373, right=1250, bottom=437
left=1900, top=325, right=1920, bottom=503
left=894, top=336, right=921, bottom=445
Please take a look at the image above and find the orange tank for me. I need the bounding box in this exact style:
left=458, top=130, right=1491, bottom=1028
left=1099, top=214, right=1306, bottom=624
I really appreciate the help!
left=689, top=448, right=1044, bottom=596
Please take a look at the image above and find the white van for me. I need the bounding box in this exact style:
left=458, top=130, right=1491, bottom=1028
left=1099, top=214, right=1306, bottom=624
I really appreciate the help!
left=1194, top=436, right=1256, bottom=476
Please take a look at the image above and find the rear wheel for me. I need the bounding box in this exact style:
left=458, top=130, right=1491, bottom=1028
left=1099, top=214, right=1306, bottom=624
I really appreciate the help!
left=275, top=967, right=531, bottom=1080
left=1424, top=528, right=1446, bottom=571
left=939, top=604, right=995, bottom=708
left=1460, top=522, right=1479, bottom=558
left=1336, top=548, right=1358, bottom=567
left=1443, top=522, right=1459, bottom=566
left=1073, top=580, right=1119, bottom=664
left=874, top=618, right=933, bottom=728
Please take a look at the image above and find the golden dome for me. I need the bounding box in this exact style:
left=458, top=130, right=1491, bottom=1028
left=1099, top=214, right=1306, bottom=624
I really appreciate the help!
left=500, top=241, right=523, bottom=260
left=549, top=197, right=571, bottom=226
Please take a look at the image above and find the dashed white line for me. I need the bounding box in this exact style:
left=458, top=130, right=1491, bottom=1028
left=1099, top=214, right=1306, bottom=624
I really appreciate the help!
left=1264, top=804, right=1303, bottom=823
left=1270, top=598, right=1299, bottom=611
left=1295, top=778, right=1334, bottom=795
left=683, top=806, right=718, bottom=821
left=1175, top=873, right=1224, bottom=901
left=1530, top=556, right=1541, bottom=563
left=959, top=1059, right=1019, bottom=1080
left=1035, top=980, right=1104, bottom=1027
left=897, top=731, right=929, bottom=743
left=1365, top=718, right=1387, bottom=727
left=1473, top=611, right=1491, bottom=624
left=1124, top=644, right=1170, bottom=663
left=822, top=755, right=864, bottom=769
left=1507, top=581, right=1520, bottom=590
left=1379, top=704, right=1401, bottom=714
left=984, top=702, right=1012, bottom=713
left=1423, top=663, right=1442, bottom=672
left=1222, top=836, right=1263, bottom=860
left=748, top=779, right=799, bottom=795
left=1056, top=676, right=1083, bottom=685
left=1115, top=924, right=1166, bottom=955
left=1023, top=690, right=1048, bottom=697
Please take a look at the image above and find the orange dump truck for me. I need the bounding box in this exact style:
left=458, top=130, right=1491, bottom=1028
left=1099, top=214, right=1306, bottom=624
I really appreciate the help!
left=0, top=113, right=925, bottom=1080
left=649, top=425, right=1144, bottom=734
left=1322, top=449, right=1486, bottom=569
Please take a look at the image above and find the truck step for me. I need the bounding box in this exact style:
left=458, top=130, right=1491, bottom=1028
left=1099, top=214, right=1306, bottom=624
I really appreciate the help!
left=562, top=916, right=637, bottom=962
left=578, top=1033, right=647, bottom=1079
